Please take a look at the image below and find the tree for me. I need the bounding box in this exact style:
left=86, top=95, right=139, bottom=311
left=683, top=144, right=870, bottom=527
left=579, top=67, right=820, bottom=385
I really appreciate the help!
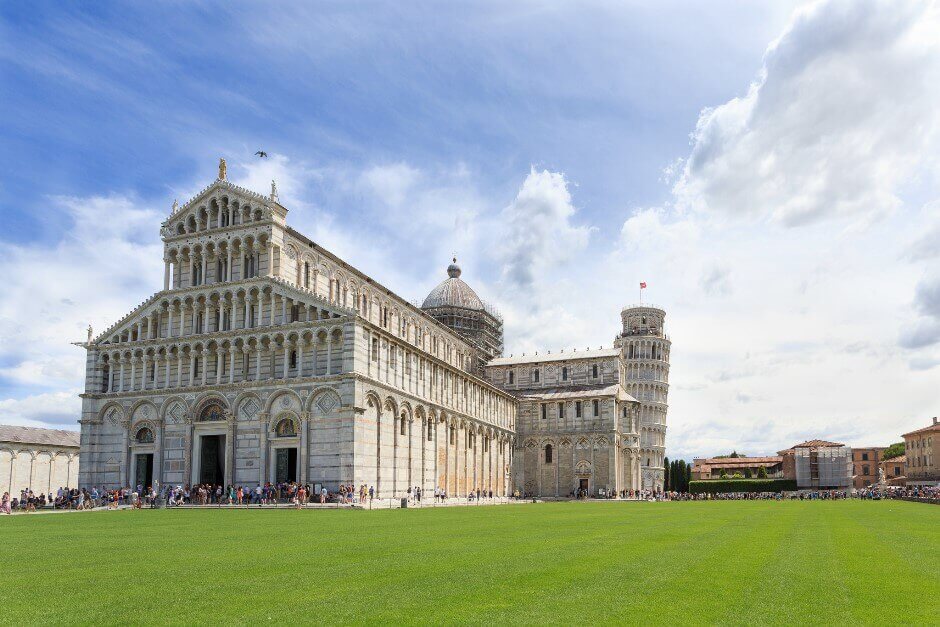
left=663, top=456, right=670, bottom=491
left=675, top=459, right=688, bottom=492
left=685, top=463, right=691, bottom=491
left=743, top=468, right=752, bottom=479
left=883, top=442, right=905, bottom=460
left=757, top=465, right=768, bottom=479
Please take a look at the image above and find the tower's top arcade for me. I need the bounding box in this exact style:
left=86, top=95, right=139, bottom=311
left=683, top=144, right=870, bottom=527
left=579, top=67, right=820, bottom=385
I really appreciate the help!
left=620, top=305, right=666, bottom=338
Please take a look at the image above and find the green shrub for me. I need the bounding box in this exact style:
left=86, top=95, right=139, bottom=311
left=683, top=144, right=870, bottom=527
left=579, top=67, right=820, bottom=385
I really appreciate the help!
left=731, top=472, right=744, bottom=479
left=743, top=468, right=752, bottom=478
left=883, top=442, right=905, bottom=460
left=757, top=466, right=768, bottom=479
left=688, top=479, right=798, bottom=494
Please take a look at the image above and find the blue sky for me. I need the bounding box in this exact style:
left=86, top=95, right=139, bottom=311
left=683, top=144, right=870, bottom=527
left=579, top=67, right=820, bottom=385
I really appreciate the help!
left=1, top=1, right=938, bottom=459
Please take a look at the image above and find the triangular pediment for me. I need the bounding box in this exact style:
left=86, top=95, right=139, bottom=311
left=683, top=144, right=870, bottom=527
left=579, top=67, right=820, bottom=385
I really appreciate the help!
left=160, top=179, right=281, bottom=238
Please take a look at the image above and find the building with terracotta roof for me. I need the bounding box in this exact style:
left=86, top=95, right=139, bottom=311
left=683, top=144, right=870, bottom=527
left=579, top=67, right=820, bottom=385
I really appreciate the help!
left=691, top=455, right=783, bottom=480
left=852, top=446, right=886, bottom=489
left=778, top=439, right=852, bottom=490
left=1, top=425, right=80, bottom=496
left=879, top=455, right=906, bottom=486
left=902, top=417, right=939, bottom=486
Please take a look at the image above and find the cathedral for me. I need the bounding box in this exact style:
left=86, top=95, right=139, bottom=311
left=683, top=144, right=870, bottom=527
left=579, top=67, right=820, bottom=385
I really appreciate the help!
left=77, top=161, right=668, bottom=497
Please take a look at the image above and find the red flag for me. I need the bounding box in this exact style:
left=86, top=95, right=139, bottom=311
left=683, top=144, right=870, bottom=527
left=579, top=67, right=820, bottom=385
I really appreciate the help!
left=640, top=282, right=647, bottom=289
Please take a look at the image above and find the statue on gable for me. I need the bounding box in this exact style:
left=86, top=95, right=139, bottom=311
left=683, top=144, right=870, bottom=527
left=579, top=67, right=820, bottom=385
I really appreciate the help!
left=271, top=179, right=278, bottom=202
left=218, top=158, right=227, bottom=181
left=87, top=325, right=93, bottom=342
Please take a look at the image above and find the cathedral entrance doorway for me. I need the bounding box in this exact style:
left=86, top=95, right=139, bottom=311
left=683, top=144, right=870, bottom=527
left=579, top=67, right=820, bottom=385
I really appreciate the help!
left=274, top=447, right=298, bottom=484
left=134, top=453, right=153, bottom=489
left=198, top=434, right=226, bottom=485
left=578, top=478, right=589, bottom=494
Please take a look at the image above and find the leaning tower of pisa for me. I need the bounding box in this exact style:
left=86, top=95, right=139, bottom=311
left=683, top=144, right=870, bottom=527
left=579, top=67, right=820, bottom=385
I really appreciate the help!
left=617, top=305, right=670, bottom=491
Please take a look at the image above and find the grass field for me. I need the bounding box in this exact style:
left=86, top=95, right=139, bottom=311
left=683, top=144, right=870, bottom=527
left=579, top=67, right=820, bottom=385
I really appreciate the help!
left=1, top=501, right=937, bottom=625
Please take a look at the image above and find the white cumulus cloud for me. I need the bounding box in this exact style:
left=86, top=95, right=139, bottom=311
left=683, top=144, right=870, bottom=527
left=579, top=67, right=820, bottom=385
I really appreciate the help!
left=675, top=0, right=940, bottom=227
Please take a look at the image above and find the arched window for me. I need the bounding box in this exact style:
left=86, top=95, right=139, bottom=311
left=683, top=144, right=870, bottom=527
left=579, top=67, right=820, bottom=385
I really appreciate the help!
left=400, top=416, right=407, bottom=436
left=545, top=444, right=553, bottom=464
left=562, top=367, right=568, bottom=381
left=426, top=421, right=433, bottom=441
left=135, top=427, right=154, bottom=443
left=534, top=369, right=540, bottom=383
left=508, top=370, right=514, bottom=384
left=275, top=417, right=296, bottom=437
left=290, top=350, right=297, bottom=369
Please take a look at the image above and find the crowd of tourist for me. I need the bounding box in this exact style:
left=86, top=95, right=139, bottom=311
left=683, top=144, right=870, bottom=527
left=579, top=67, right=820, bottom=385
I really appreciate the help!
left=4, top=482, right=939, bottom=514
left=0, top=486, right=172, bottom=513
left=855, top=485, right=940, bottom=501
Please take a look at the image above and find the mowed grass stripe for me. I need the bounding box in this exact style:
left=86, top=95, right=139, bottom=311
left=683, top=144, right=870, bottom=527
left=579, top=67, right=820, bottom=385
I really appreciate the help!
left=0, top=501, right=936, bottom=625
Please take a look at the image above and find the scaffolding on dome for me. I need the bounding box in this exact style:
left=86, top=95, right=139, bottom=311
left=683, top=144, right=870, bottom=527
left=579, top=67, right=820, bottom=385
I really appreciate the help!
left=422, top=303, right=503, bottom=372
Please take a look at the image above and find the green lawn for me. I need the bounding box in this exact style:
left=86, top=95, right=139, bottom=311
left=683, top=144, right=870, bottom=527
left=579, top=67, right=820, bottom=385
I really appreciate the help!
left=1, top=501, right=937, bottom=625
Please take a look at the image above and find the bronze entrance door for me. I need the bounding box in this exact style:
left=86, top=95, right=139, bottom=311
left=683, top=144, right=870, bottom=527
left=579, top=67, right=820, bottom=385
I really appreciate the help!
left=275, top=448, right=298, bottom=483
left=135, top=454, right=154, bottom=489
left=199, top=435, right=225, bottom=485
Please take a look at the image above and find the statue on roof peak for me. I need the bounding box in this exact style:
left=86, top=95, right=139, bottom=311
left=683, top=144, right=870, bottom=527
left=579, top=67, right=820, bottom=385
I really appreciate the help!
left=218, top=157, right=227, bottom=181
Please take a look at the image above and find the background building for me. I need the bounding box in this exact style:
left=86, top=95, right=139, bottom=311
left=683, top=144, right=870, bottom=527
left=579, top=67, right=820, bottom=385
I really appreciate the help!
left=879, top=455, right=906, bottom=486
left=779, top=440, right=852, bottom=490
left=616, top=305, right=670, bottom=490
left=903, top=418, right=938, bottom=486
left=691, top=455, right=783, bottom=480
left=852, top=446, right=886, bottom=489
left=1, top=425, right=80, bottom=496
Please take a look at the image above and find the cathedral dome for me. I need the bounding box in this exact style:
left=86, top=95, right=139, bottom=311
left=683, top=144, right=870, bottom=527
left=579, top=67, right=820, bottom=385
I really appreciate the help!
left=421, top=258, right=485, bottom=310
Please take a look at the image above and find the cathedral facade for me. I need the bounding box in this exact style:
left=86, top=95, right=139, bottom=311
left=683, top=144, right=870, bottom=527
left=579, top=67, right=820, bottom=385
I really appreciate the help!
left=78, top=164, right=667, bottom=496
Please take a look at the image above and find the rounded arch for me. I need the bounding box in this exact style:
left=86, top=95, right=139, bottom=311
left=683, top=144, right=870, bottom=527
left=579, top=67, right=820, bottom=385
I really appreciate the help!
left=383, top=396, right=398, bottom=417
left=263, top=388, right=303, bottom=414
left=192, top=393, right=229, bottom=422
left=129, top=399, right=158, bottom=423
left=398, top=401, right=413, bottom=421
left=308, top=387, right=342, bottom=415
left=98, top=402, right=125, bottom=425
left=159, top=396, right=190, bottom=425
left=364, top=390, right=382, bottom=415
left=232, top=391, right=263, bottom=422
